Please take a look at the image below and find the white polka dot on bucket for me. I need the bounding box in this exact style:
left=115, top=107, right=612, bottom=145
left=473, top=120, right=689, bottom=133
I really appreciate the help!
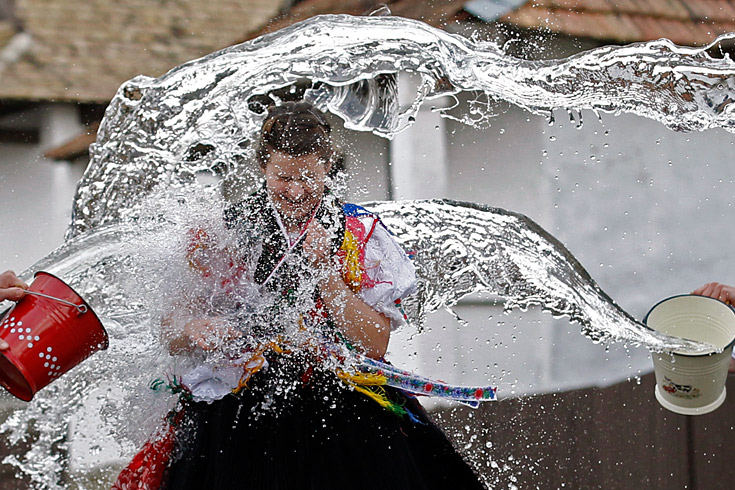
left=47, top=371, right=53, bottom=376
left=46, top=347, right=52, bottom=352
left=45, top=354, right=50, bottom=360
left=49, top=364, right=55, bottom=369
left=9, top=317, right=14, bottom=321
left=27, top=343, right=32, bottom=348
left=25, top=328, right=30, bottom=333
left=38, top=353, right=44, bottom=358
left=18, top=335, right=23, bottom=340
left=52, top=357, right=57, bottom=362
left=34, top=336, right=39, bottom=341
left=10, top=329, right=15, bottom=334
left=17, top=321, right=21, bottom=326
left=44, top=362, right=48, bottom=368
left=9, top=322, right=14, bottom=327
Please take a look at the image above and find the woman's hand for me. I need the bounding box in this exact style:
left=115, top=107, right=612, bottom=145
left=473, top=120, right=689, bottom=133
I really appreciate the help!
left=692, top=282, right=735, bottom=373
left=0, top=271, right=28, bottom=351
left=303, top=222, right=390, bottom=358
left=163, top=316, right=242, bottom=354
left=302, top=221, right=332, bottom=267
left=0, top=270, right=28, bottom=302
left=692, top=282, right=735, bottom=305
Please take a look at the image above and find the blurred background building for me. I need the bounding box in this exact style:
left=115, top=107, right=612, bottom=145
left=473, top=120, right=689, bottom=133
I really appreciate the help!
left=1, top=0, right=734, bottom=487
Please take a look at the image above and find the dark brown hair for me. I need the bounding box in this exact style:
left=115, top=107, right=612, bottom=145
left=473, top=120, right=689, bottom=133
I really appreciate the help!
left=256, top=102, right=333, bottom=168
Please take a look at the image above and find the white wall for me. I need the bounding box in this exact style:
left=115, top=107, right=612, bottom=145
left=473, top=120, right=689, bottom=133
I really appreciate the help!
left=0, top=105, right=86, bottom=275
left=386, top=97, right=735, bottom=398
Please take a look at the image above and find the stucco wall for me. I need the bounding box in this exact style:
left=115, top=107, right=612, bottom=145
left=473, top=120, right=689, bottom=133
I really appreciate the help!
left=0, top=105, right=86, bottom=274
left=388, top=100, right=735, bottom=397
left=0, top=145, right=85, bottom=273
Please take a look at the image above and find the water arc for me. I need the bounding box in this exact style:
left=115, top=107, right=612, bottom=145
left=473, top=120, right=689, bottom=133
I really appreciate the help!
left=3, top=13, right=734, bottom=488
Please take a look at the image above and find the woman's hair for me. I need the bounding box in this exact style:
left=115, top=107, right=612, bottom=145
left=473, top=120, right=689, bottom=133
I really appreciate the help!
left=256, top=102, right=333, bottom=168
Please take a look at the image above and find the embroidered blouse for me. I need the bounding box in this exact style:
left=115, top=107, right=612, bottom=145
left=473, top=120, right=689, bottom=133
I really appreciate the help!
left=176, top=196, right=416, bottom=402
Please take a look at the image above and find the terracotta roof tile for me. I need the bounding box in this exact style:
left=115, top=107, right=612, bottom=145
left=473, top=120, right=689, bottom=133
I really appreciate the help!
left=0, top=20, right=15, bottom=44
left=240, top=0, right=470, bottom=42
left=0, top=0, right=286, bottom=102
left=501, top=0, right=735, bottom=46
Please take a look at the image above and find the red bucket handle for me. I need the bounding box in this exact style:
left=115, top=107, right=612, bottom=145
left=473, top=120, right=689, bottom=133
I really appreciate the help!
left=22, top=290, right=88, bottom=314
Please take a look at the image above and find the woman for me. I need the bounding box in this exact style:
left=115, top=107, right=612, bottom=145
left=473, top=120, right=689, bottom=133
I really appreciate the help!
left=114, top=102, right=486, bottom=489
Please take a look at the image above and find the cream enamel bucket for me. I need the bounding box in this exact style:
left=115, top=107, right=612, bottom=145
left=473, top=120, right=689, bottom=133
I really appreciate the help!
left=644, top=295, right=735, bottom=416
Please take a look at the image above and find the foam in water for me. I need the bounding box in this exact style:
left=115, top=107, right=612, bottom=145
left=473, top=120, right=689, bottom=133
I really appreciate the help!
left=1, top=13, right=734, bottom=488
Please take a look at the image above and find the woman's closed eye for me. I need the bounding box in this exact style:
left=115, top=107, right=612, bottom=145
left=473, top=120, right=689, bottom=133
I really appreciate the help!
left=279, top=175, right=316, bottom=188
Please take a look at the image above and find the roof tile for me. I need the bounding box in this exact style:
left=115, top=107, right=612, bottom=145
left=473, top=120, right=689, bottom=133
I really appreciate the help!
left=0, top=0, right=286, bottom=102
left=501, top=0, right=735, bottom=46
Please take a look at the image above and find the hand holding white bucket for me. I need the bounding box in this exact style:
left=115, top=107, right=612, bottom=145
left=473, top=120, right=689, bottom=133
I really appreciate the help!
left=644, top=295, right=735, bottom=416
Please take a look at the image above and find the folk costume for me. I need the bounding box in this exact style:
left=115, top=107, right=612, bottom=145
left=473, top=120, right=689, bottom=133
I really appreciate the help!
left=113, top=188, right=487, bottom=490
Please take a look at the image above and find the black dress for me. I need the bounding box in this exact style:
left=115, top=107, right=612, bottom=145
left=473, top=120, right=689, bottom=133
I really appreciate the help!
left=163, top=355, right=485, bottom=489
left=159, top=190, right=486, bottom=489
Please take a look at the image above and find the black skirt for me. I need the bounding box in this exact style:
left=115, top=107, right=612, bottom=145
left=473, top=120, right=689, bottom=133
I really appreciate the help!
left=163, top=353, right=486, bottom=490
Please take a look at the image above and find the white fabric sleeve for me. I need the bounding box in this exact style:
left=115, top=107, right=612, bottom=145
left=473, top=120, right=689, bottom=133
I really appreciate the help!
left=356, top=218, right=417, bottom=330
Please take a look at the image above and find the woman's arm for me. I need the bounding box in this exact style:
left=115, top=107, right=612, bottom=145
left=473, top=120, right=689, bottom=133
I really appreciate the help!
left=303, top=221, right=391, bottom=359
left=318, top=269, right=391, bottom=359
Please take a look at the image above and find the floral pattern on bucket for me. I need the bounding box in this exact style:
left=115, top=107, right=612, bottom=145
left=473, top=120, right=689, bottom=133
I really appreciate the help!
left=662, top=376, right=701, bottom=399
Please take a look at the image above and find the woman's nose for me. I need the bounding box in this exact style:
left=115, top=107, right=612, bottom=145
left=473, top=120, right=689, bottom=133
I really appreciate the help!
left=285, top=181, right=305, bottom=200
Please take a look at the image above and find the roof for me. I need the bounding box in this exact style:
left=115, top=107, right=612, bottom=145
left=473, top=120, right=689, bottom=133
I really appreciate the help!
left=240, top=0, right=472, bottom=42
left=43, top=121, right=98, bottom=160
left=0, top=0, right=287, bottom=103
left=497, top=0, right=735, bottom=47
left=6, top=0, right=726, bottom=105
left=36, top=0, right=734, bottom=158
left=245, top=0, right=735, bottom=47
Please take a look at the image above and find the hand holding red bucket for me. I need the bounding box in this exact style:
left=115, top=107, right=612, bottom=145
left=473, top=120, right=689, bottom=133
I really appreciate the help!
left=0, top=272, right=108, bottom=401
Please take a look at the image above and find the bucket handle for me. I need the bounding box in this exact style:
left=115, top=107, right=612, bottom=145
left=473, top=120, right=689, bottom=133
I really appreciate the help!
left=23, top=290, right=88, bottom=314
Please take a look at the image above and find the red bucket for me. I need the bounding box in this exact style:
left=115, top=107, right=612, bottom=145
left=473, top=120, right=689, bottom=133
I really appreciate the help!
left=0, top=271, right=108, bottom=401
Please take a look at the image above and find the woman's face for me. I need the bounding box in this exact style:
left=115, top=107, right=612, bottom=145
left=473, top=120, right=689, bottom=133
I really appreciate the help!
left=264, top=151, right=330, bottom=227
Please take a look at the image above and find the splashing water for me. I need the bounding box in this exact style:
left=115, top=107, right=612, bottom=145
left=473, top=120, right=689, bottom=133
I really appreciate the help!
left=69, top=15, right=735, bottom=238
left=1, top=13, right=733, bottom=488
